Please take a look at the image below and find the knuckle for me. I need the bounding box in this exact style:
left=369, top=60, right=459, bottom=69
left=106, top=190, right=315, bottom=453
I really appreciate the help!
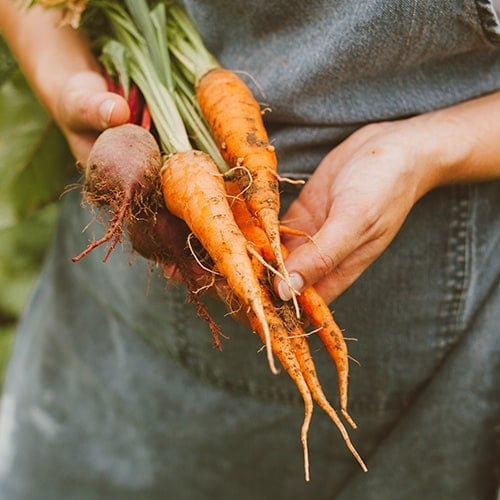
left=311, top=244, right=337, bottom=280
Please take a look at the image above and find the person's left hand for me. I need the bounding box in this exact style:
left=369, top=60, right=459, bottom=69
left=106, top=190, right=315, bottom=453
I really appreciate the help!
left=274, top=116, right=452, bottom=305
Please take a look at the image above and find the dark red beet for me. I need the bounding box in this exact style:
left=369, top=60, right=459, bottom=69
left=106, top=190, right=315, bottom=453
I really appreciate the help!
left=127, top=205, right=191, bottom=264
left=72, top=124, right=162, bottom=262
left=127, top=205, right=225, bottom=350
left=73, top=123, right=224, bottom=348
left=83, top=123, right=161, bottom=204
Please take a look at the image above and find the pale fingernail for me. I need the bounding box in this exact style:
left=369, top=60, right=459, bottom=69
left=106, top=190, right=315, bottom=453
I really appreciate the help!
left=99, top=99, right=115, bottom=128
left=278, top=272, right=304, bottom=301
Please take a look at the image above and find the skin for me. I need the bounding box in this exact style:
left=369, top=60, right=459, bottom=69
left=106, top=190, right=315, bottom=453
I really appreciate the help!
left=1, top=1, right=499, bottom=306
left=277, top=98, right=500, bottom=305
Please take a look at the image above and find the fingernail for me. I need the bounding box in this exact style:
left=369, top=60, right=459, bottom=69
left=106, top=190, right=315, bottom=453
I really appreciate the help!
left=99, top=99, right=115, bottom=128
left=278, top=272, right=304, bottom=301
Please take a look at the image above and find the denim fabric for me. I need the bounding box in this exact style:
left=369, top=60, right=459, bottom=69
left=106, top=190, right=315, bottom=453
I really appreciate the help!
left=0, top=1, right=499, bottom=499
left=181, top=0, right=500, bottom=177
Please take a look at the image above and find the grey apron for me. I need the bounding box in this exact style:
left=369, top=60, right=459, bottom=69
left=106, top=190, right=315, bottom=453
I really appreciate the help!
left=0, top=1, right=499, bottom=498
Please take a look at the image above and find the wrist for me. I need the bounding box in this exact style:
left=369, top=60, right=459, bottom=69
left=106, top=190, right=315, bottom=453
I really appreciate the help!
left=412, top=91, right=500, bottom=197
left=1, top=3, right=100, bottom=122
left=410, top=111, right=470, bottom=198
left=31, top=16, right=101, bottom=123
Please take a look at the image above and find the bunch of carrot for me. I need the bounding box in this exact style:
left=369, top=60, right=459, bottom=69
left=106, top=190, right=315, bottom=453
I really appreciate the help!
left=33, top=0, right=367, bottom=480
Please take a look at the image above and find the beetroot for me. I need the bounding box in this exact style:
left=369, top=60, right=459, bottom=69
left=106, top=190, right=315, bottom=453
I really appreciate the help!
left=72, top=123, right=163, bottom=262
left=71, top=123, right=224, bottom=348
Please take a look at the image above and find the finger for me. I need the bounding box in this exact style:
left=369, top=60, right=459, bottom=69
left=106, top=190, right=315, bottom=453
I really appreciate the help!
left=281, top=199, right=323, bottom=249
left=58, top=72, right=130, bottom=132
left=310, top=240, right=384, bottom=304
left=275, top=219, right=353, bottom=301
left=275, top=193, right=388, bottom=301
left=276, top=208, right=401, bottom=303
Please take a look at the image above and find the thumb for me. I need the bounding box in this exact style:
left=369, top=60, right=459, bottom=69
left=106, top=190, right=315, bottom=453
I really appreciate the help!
left=275, top=209, right=401, bottom=304
left=57, top=71, right=130, bottom=132
left=274, top=220, right=354, bottom=302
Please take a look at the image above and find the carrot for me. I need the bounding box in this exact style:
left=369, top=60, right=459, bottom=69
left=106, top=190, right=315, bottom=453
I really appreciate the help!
left=278, top=242, right=356, bottom=429
left=160, top=149, right=278, bottom=374
left=245, top=286, right=313, bottom=482
left=225, top=180, right=276, bottom=261
left=297, top=286, right=357, bottom=428
left=196, top=68, right=298, bottom=308
left=246, top=272, right=366, bottom=477
left=284, top=311, right=367, bottom=472
left=72, top=123, right=163, bottom=262
left=236, top=240, right=313, bottom=480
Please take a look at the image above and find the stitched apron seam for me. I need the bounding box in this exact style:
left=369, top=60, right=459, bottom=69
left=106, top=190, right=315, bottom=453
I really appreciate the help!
left=437, top=184, right=471, bottom=351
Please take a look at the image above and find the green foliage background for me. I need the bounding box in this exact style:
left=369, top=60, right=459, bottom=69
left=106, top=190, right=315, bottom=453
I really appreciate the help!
left=0, top=38, right=73, bottom=386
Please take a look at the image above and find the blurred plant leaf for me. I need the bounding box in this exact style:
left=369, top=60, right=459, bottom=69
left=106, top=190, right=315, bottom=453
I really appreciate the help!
left=0, top=203, right=59, bottom=319
left=0, top=37, right=16, bottom=86
left=0, top=324, right=15, bottom=387
left=0, top=70, right=74, bottom=225
left=0, top=45, right=75, bottom=381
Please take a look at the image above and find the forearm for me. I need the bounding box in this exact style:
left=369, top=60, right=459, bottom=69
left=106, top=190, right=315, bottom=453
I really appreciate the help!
left=414, top=90, right=500, bottom=197
left=0, top=1, right=99, bottom=121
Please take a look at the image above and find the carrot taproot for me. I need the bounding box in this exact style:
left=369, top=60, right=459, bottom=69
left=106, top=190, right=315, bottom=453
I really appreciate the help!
left=297, top=286, right=356, bottom=428
left=243, top=259, right=313, bottom=482
left=247, top=272, right=366, bottom=477
left=278, top=242, right=356, bottom=429
left=284, top=310, right=367, bottom=472
left=160, top=149, right=278, bottom=374
left=225, top=180, right=277, bottom=263
left=196, top=68, right=298, bottom=308
left=228, top=180, right=352, bottom=415
left=247, top=301, right=314, bottom=481
left=229, top=180, right=355, bottom=425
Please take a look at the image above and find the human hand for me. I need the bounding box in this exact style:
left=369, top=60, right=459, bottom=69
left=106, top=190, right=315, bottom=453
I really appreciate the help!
left=274, top=118, right=450, bottom=305
left=53, top=71, right=130, bottom=164
left=273, top=89, right=500, bottom=305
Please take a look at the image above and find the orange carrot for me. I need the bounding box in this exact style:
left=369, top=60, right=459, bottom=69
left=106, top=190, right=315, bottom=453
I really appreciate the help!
left=160, top=149, right=278, bottom=374
left=285, top=315, right=366, bottom=472
left=297, top=286, right=356, bottom=428
left=225, top=180, right=277, bottom=260
left=229, top=180, right=354, bottom=425
left=239, top=244, right=313, bottom=480
left=278, top=242, right=356, bottom=429
left=246, top=287, right=313, bottom=482
left=196, top=68, right=297, bottom=306
left=229, top=181, right=351, bottom=407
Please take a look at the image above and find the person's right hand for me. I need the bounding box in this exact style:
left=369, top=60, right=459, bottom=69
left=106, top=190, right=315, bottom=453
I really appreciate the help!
left=54, top=71, right=130, bottom=165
